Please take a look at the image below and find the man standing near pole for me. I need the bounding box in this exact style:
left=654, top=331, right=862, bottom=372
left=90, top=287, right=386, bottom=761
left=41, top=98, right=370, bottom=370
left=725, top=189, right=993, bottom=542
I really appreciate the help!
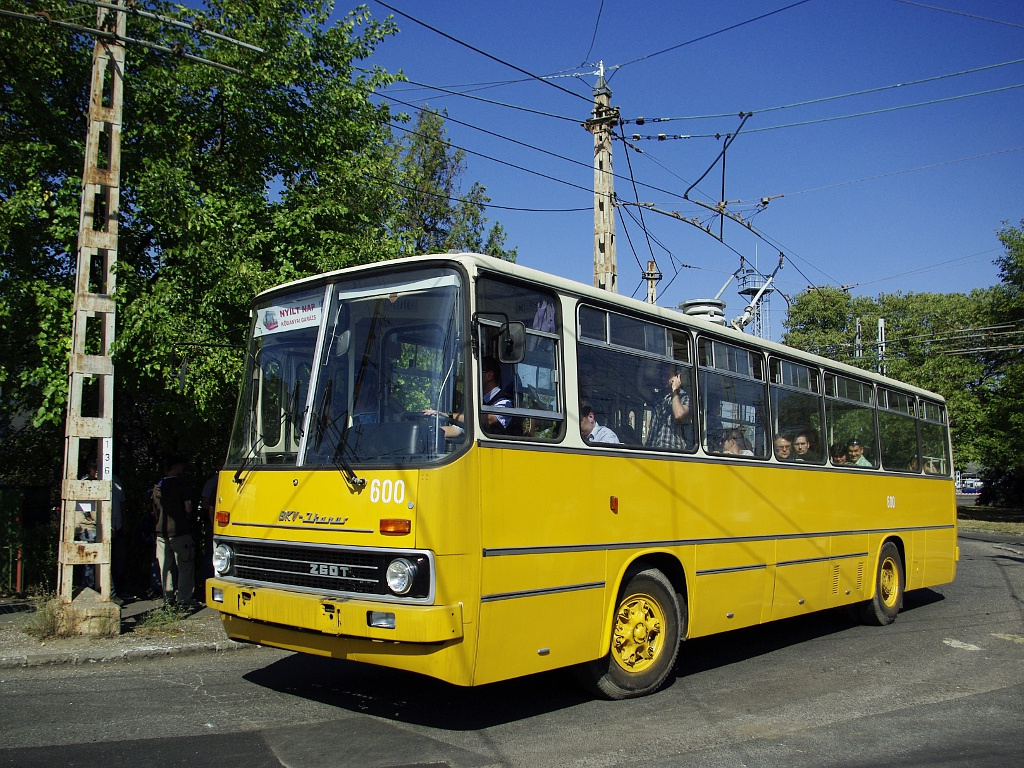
left=152, top=456, right=195, bottom=607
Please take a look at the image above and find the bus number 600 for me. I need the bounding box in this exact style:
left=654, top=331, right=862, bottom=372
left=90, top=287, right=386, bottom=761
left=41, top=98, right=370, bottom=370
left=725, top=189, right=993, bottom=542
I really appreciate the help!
left=370, top=478, right=405, bottom=504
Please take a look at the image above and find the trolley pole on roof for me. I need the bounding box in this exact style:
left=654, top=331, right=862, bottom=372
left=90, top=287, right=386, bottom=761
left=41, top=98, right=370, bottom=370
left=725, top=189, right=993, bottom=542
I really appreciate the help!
left=585, top=61, right=618, bottom=293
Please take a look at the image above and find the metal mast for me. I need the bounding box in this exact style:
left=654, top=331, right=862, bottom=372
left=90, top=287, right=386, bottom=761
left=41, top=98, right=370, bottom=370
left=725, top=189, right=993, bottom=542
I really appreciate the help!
left=585, top=61, right=618, bottom=293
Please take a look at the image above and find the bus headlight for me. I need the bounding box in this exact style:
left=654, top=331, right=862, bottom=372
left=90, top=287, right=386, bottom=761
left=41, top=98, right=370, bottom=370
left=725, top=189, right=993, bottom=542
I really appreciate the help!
left=385, top=558, right=417, bottom=595
left=212, top=544, right=233, bottom=576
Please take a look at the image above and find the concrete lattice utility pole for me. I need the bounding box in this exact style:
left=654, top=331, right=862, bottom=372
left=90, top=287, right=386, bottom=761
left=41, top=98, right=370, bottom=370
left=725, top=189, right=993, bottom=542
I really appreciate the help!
left=57, top=0, right=126, bottom=633
left=585, top=61, right=619, bottom=293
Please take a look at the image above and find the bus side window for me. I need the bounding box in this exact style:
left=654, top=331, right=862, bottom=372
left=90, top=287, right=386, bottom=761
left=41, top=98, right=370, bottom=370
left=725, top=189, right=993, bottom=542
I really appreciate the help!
left=768, top=357, right=824, bottom=464
left=824, top=373, right=878, bottom=469
left=697, top=337, right=768, bottom=459
left=576, top=307, right=695, bottom=453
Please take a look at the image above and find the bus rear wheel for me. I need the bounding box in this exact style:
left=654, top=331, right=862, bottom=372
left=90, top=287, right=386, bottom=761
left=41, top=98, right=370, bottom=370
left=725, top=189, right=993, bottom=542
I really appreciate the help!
left=576, top=568, right=682, bottom=699
left=860, top=541, right=904, bottom=626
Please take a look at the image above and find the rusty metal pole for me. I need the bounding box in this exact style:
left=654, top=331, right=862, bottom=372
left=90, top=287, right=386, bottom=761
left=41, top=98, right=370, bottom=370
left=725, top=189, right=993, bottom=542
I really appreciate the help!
left=57, top=0, right=124, bottom=622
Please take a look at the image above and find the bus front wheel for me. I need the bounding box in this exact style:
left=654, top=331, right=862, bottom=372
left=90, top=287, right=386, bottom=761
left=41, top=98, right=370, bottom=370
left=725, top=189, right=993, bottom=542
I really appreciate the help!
left=576, top=568, right=682, bottom=699
left=860, top=541, right=904, bottom=626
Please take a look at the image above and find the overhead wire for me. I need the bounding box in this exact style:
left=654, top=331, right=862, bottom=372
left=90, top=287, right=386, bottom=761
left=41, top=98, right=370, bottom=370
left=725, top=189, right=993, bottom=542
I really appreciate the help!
left=382, top=90, right=718, bottom=206
left=387, top=119, right=595, bottom=197
left=892, top=0, right=1024, bottom=30
left=766, top=146, right=1024, bottom=199
left=607, top=0, right=814, bottom=79
left=362, top=168, right=589, bottom=213
left=373, top=1, right=593, bottom=105
left=580, top=0, right=605, bottom=66
left=626, top=83, right=1024, bottom=139
left=617, top=125, right=659, bottom=274
left=372, top=74, right=581, bottom=122
left=624, top=57, right=1024, bottom=124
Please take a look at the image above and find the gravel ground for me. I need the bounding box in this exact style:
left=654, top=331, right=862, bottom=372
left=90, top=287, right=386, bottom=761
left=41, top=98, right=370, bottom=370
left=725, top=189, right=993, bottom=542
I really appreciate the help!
left=0, top=597, right=249, bottom=668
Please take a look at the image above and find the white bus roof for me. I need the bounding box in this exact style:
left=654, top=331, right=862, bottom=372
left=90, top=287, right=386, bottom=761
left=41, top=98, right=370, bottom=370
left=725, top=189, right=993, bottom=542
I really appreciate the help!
left=254, top=252, right=946, bottom=404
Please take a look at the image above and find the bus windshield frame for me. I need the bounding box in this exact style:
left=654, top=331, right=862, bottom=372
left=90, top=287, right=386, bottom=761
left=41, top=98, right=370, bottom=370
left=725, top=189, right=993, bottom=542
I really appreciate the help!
left=227, top=266, right=466, bottom=471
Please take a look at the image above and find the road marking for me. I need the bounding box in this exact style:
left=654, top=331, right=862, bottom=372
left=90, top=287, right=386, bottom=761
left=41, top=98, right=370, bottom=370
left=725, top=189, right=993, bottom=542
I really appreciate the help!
left=943, top=638, right=982, bottom=651
left=992, top=633, right=1024, bottom=645
left=992, top=544, right=1024, bottom=556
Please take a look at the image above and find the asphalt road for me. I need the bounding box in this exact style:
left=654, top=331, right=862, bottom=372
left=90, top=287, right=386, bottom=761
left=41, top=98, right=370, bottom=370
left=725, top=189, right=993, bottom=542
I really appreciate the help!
left=2, top=533, right=1022, bottom=768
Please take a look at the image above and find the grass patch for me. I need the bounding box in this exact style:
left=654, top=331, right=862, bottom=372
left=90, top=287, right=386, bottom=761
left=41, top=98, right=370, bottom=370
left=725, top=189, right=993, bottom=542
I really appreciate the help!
left=134, top=602, right=189, bottom=635
left=958, top=505, right=1024, bottom=535
left=22, top=595, right=67, bottom=640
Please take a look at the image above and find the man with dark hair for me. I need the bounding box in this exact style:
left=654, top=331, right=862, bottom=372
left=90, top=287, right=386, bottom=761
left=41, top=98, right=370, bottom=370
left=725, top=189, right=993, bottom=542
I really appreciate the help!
left=646, top=366, right=691, bottom=450
left=479, top=356, right=512, bottom=434
left=152, top=456, right=195, bottom=606
left=580, top=402, right=620, bottom=445
left=424, top=355, right=510, bottom=437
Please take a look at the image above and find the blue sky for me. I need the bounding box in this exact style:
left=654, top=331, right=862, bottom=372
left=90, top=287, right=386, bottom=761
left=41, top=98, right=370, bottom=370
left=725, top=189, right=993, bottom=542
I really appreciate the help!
left=345, top=0, right=1023, bottom=339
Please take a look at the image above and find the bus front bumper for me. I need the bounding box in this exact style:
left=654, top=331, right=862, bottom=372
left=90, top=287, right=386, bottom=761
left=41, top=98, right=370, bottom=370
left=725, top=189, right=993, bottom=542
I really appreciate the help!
left=205, top=578, right=464, bottom=644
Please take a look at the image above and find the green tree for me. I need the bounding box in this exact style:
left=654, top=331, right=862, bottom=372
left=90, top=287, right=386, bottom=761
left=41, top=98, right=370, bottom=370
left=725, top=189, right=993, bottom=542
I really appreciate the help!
left=975, top=220, right=1024, bottom=505
left=781, top=286, right=998, bottom=470
left=1, top=0, right=405, bottom=497
left=395, top=106, right=516, bottom=261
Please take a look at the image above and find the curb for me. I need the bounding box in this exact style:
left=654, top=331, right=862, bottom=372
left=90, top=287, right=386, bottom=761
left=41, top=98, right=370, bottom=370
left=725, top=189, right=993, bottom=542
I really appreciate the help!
left=0, top=639, right=254, bottom=669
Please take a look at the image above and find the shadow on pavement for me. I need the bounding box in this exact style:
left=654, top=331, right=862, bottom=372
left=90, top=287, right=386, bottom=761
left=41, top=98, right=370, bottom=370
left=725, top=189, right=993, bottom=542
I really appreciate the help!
left=244, top=591, right=946, bottom=728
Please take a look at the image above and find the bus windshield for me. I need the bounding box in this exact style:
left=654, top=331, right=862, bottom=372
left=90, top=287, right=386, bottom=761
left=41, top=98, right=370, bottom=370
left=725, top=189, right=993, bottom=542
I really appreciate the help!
left=227, top=267, right=465, bottom=470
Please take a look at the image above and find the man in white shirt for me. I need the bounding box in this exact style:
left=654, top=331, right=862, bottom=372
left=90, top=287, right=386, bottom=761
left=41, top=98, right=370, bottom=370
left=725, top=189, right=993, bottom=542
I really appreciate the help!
left=580, top=403, right=620, bottom=445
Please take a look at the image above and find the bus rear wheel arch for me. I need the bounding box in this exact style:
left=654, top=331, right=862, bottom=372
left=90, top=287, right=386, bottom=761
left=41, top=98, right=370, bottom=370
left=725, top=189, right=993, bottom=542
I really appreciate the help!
left=575, top=567, right=684, bottom=699
left=860, top=540, right=905, bottom=626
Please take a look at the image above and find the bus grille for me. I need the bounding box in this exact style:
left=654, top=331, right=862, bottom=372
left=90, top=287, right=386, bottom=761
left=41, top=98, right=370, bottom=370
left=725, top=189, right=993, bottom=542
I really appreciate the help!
left=228, top=540, right=384, bottom=596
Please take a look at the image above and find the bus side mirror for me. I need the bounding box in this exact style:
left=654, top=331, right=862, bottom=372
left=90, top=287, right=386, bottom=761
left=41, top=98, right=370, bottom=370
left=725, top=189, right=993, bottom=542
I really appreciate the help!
left=498, top=322, right=526, bottom=364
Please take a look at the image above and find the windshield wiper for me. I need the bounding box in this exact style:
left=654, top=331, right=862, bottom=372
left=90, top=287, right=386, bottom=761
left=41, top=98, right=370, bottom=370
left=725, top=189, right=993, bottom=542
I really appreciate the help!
left=309, top=381, right=365, bottom=491
left=233, top=434, right=268, bottom=484
left=331, top=425, right=367, bottom=491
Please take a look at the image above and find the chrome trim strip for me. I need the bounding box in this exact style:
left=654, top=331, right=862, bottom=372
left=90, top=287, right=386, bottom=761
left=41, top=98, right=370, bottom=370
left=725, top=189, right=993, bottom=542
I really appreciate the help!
left=776, top=555, right=834, bottom=568
left=230, top=521, right=376, bottom=534
left=215, top=574, right=434, bottom=605
left=696, top=563, right=768, bottom=576
left=475, top=439, right=955, bottom=480
left=482, top=526, right=954, bottom=557
left=481, top=581, right=605, bottom=603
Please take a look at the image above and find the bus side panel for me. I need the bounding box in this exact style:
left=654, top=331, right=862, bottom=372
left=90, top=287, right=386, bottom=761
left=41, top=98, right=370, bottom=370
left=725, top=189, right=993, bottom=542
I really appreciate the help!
left=772, top=536, right=830, bottom=620
left=689, top=541, right=774, bottom=637
left=828, top=533, right=870, bottom=608
left=475, top=447, right=612, bottom=683
left=474, top=588, right=607, bottom=685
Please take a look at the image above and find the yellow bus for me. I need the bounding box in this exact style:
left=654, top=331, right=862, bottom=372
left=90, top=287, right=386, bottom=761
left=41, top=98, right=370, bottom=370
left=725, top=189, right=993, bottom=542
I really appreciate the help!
left=206, top=253, right=957, bottom=698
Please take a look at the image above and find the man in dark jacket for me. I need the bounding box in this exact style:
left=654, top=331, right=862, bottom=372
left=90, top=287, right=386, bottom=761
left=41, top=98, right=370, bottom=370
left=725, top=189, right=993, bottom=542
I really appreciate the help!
left=152, top=456, right=195, bottom=605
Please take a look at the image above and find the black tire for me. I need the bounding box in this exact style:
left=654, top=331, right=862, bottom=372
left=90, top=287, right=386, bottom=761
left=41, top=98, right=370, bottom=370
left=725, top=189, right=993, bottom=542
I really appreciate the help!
left=575, top=568, right=683, bottom=699
left=859, top=541, right=905, bottom=626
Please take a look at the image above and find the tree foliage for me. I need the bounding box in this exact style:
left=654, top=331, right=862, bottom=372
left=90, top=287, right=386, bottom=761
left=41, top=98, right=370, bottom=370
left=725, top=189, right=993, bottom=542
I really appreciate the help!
left=394, top=106, right=516, bottom=261
left=974, top=220, right=1024, bottom=505
left=0, top=1, right=515, bottom=508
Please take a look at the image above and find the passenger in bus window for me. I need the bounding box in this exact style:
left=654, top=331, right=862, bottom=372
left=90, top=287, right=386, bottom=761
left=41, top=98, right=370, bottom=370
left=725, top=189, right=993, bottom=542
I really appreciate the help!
left=773, top=434, right=793, bottom=461
left=720, top=428, right=754, bottom=456
left=424, top=357, right=509, bottom=436
left=829, top=444, right=848, bottom=465
left=847, top=438, right=872, bottom=467
left=580, top=402, right=621, bottom=445
left=793, top=431, right=816, bottom=461
left=646, top=366, right=690, bottom=450
left=479, top=356, right=512, bottom=434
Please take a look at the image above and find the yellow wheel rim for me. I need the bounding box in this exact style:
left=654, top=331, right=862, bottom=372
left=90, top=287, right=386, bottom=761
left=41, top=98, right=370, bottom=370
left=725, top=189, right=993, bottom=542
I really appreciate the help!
left=611, top=592, right=664, bottom=673
left=879, top=556, right=899, bottom=608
